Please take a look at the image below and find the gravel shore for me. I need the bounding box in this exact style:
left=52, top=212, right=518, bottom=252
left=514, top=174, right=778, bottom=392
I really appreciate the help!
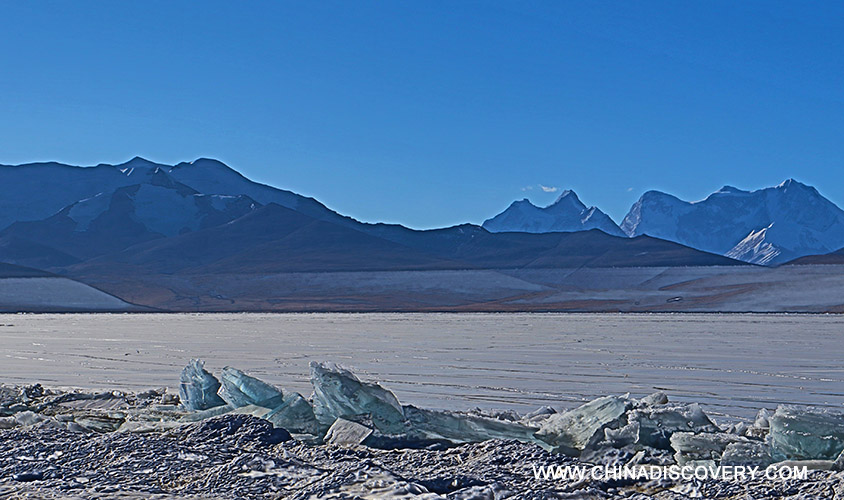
left=2, top=413, right=843, bottom=499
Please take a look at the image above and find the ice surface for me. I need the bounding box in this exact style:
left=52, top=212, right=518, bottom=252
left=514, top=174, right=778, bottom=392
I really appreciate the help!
left=179, top=359, right=226, bottom=411
left=6, top=313, right=844, bottom=420
left=769, top=405, right=844, bottom=460
left=218, top=367, right=284, bottom=408
left=534, top=395, right=631, bottom=454
left=309, top=361, right=405, bottom=434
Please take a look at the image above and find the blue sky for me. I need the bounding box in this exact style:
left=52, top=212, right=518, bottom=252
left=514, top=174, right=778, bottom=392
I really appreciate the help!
left=1, top=1, right=843, bottom=228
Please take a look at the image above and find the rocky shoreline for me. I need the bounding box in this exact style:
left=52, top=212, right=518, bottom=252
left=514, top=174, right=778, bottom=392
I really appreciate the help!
left=2, top=362, right=844, bottom=499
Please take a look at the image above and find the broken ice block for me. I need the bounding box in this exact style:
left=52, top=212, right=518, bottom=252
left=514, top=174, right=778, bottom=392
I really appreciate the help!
left=0, top=416, right=16, bottom=429
left=600, top=421, right=640, bottom=448
left=754, top=408, right=771, bottom=429
left=13, top=411, right=45, bottom=427
left=179, top=359, right=226, bottom=411
left=670, top=432, right=748, bottom=465
left=627, top=403, right=719, bottom=449
left=522, top=406, right=556, bottom=421
left=265, top=392, right=322, bottom=435
left=74, top=414, right=124, bottom=433
left=309, top=362, right=405, bottom=434
left=534, top=395, right=631, bottom=455
left=218, top=367, right=284, bottom=408
left=179, top=404, right=235, bottom=422
left=769, top=405, right=844, bottom=461
left=324, top=418, right=373, bottom=446
left=403, top=406, right=541, bottom=445
left=639, top=392, right=669, bottom=407
left=720, top=441, right=773, bottom=467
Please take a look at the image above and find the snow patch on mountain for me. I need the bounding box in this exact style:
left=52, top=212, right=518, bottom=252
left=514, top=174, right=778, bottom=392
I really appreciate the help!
left=725, top=224, right=781, bottom=266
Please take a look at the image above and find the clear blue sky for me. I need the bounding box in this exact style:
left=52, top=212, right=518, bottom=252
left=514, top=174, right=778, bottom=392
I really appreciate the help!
left=2, top=1, right=843, bottom=228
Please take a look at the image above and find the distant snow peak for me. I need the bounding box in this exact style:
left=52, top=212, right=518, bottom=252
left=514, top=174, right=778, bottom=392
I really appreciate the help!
left=548, top=190, right=585, bottom=211
left=622, top=179, right=844, bottom=265
left=116, top=156, right=163, bottom=175
left=714, top=185, right=748, bottom=195
left=483, top=189, right=625, bottom=237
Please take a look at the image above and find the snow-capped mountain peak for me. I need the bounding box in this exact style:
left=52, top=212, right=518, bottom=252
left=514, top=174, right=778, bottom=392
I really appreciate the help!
left=621, top=179, right=844, bottom=264
left=546, top=190, right=586, bottom=213
left=115, top=156, right=166, bottom=175
left=482, top=190, right=625, bottom=237
left=712, top=185, right=748, bottom=195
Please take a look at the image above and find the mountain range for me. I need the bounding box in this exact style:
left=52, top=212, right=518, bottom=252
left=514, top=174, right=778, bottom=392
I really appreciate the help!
left=485, top=179, right=844, bottom=265
left=1, top=157, right=843, bottom=312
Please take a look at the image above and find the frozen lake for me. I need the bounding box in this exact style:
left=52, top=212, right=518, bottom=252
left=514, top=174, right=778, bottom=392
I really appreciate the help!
left=2, top=313, right=842, bottom=422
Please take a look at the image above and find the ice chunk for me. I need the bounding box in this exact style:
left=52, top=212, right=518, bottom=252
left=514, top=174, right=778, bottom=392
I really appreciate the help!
left=721, top=441, right=773, bottom=467
left=769, top=405, right=844, bottom=461
left=218, top=367, right=284, bottom=408
left=522, top=406, right=556, bottom=420
left=265, top=392, right=322, bottom=435
left=639, top=392, right=669, bottom=406
left=0, top=416, right=17, bottom=429
left=179, top=359, right=226, bottom=411
left=468, top=408, right=520, bottom=421
left=75, top=415, right=124, bottom=433
left=179, top=404, right=235, bottom=422
left=403, top=406, right=541, bottom=445
left=600, top=421, right=640, bottom=448
left=534, top=395, right=631, bottom=455
left=13, top=411, right=46, bottom=427
left=324, top=418, right=373, bottom=446
left=727, top=421, right=749, bottom=436
left=670, top=432, right=748, bottom=465
left=754, top=408, right=771, bottom=429
left=627, top=403, right=719, bottom=449
left=309, top=362, right=405, bottom=434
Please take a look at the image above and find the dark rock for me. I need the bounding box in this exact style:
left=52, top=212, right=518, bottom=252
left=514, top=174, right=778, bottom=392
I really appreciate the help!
left=183, top=414, right=291, bottom=447
left=13, top=471, right=43, bottom=482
